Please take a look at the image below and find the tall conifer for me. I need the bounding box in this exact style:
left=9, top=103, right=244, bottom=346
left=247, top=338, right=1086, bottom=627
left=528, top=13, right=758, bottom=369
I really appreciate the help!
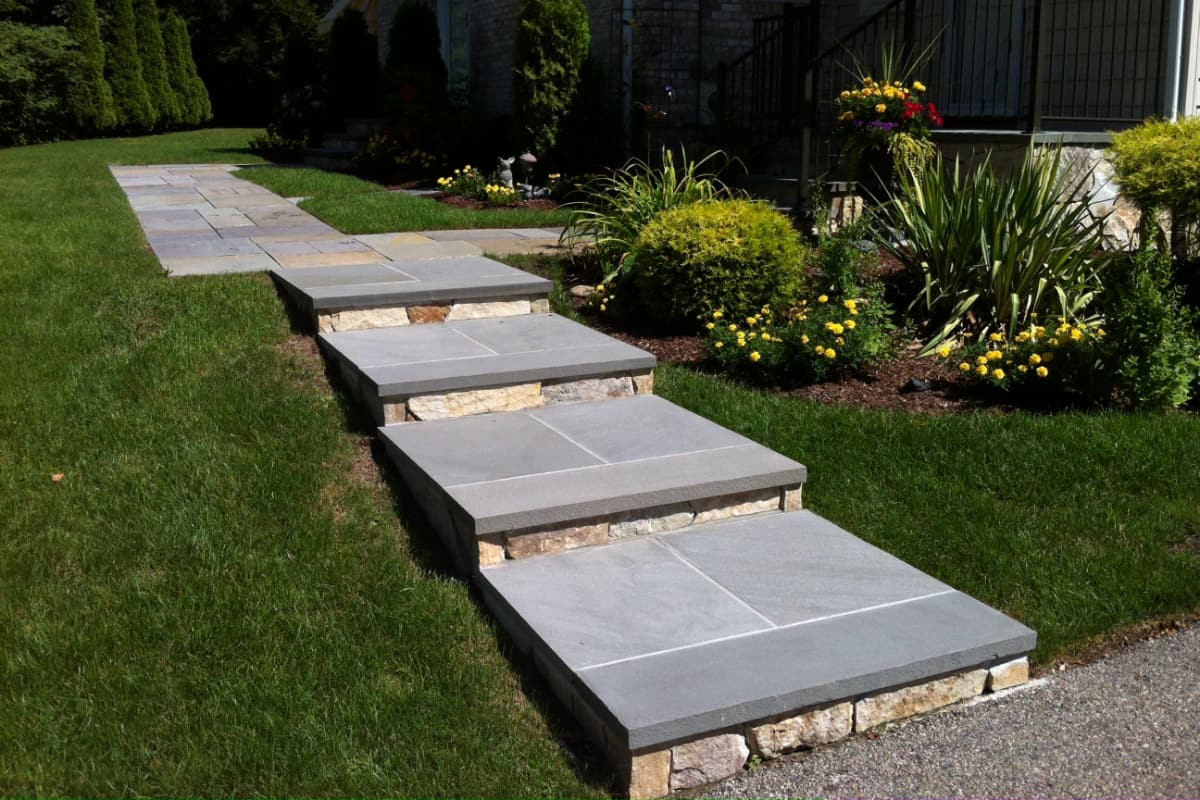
left=65, top=0, right=116, bottom=131
left=133, top=0, right=178, bottom=126
left=103, top=0, right=154, bottom=130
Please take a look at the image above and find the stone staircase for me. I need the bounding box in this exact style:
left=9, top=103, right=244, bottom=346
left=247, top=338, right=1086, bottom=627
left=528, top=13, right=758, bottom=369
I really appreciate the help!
left=276, top=251, right=1036, bottom=798
left=114, top=165, right=1036, bottom=798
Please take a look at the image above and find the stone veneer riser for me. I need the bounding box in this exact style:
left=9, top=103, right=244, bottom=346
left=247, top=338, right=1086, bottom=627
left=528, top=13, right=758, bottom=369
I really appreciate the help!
left=317, top=297, right=550, bottom=333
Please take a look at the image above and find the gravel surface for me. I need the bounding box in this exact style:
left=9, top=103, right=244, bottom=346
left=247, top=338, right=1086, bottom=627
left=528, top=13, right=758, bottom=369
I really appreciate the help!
left=691, top=625, right=1200, bottom=798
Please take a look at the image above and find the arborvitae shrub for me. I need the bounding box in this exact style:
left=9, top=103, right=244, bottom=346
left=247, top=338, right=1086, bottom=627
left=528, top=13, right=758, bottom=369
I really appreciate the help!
left=325, top=9, right=379, bottom=119
left=161, top=10, right=210, bottom=125
left=64, top=0, right=116, bottom=131
left=512, top=0, right=590, bottom=155
left=133, top=0, right=179, bottom=126
left=103, top=0, right=154, bottom=130
left=381, top=1, right=447, bottom=113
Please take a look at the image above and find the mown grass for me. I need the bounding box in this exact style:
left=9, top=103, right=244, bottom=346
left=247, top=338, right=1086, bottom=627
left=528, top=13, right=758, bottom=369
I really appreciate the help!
left=238, top=165, right=571, bottom=233
left=655, top=365, right=1200, bottom=662
left=0, top=131, right=602, bottom=796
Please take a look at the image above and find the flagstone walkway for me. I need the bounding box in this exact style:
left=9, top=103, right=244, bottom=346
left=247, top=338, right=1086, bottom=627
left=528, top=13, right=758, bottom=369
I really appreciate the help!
left=112, top=164, right=1037, bottom=799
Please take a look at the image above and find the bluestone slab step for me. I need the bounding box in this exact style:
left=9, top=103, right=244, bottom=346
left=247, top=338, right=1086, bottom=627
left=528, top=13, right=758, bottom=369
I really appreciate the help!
left=477, top=510, right=1036, bottom=753
left=270, top=255, right=552, bottom=332
left=377, top=395, right=806, bottom=571
left=319, top=313, right=657, bottom=424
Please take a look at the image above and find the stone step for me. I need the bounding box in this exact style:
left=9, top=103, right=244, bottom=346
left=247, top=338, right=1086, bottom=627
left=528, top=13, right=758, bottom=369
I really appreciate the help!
left=270, top=255, right=553, bottom=333
left=377, top=395, right=806, bottom=573
left=319, top=313, right=657, bottom=425
left=477, top=509, right=1036, bottom=797
left=303, top=148, right=356, bottom=172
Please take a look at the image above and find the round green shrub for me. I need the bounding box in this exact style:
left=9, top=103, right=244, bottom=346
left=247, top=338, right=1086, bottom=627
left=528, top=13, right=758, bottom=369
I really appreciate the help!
left=627, top=200, right=806, bottom=331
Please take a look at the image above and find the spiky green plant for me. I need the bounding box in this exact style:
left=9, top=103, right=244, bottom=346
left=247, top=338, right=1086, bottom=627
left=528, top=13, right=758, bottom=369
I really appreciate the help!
left=881, top=145, right=1110, bottom=354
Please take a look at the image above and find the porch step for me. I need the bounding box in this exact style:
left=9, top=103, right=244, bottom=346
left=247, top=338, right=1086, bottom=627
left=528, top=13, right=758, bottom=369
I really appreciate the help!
left=478, top=510, right=1036, bottom=795
left=303, top=146, right=357, bottom=172
left=270, top=255, right=553, bottom=332
left=377, top=394, right=806, bottom=573
left=319, top=313, right=656, bottom=425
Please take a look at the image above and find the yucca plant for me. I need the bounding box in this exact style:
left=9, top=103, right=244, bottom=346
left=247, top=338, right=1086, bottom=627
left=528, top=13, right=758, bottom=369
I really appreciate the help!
left=559, top=147, right=742, bottom=281
left=881, top=145, right=1110, bottom=354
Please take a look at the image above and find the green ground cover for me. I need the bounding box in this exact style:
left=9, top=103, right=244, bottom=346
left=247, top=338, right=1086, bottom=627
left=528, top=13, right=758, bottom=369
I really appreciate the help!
left=0, top=131, right=602, bottom=796
left=239, top=165, right=571, bottom=233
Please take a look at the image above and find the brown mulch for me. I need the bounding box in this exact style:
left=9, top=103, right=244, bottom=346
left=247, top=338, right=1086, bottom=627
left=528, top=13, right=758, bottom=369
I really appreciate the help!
left=432, top=192, right=559, bottom=212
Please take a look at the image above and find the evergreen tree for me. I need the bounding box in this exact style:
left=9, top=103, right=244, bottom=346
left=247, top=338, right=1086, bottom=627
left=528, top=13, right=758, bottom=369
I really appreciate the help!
left=381, top=1, right=446, bottom=113
left=102, top=0, right=154, bottom=130
left=65, top=0, right=116, bottom=131
left=325, top=9, right=379, bottom=119
left=162, top=8, right=209, bottom=125
left=133, top=0, right=178, bottom=126
left=513, top=0, right=590, bottom=155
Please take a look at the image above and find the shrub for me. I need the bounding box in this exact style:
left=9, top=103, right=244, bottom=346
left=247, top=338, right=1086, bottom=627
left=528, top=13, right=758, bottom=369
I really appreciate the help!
left=133, top=0, right=178, bottom=127
left=381, top=1, right=447, bottom=112
left=1109, top=117, right=1200, bottom=262
left=513, top=0, right=590, bottom=155
left=435, top=164, right=488, bottom=200
left=626, top=200, right=805, bottom=331
left=355, top=133, right=442, bottom=179
left=882, top=146, right=1108, bottom=354
left=162, top=10, right=210, bottom=126
left=64, top=0, right=116, bottom=131
left=1098, top=249, right=1200, bottom=409
left=0, top=22, right=83, bottom=145
left=326, top=9, right=379, bottom=119
left=561, top=148, right=737, bottom=281
left=103, top=0, right=155, bottom=131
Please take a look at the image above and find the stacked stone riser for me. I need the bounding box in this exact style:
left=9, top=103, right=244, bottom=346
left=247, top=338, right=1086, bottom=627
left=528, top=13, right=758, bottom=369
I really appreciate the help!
left=318, top=297, right=550, bottom=333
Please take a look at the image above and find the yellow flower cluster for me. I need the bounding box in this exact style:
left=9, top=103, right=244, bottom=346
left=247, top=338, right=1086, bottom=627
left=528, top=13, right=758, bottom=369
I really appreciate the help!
left=941, top=319, right=1106, bottom=386
left=485, top=184, right=516, bottom=196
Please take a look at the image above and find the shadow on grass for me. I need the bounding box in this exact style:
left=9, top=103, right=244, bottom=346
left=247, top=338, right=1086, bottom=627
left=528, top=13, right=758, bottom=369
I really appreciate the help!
left=270, top=279, right=617, bottom=795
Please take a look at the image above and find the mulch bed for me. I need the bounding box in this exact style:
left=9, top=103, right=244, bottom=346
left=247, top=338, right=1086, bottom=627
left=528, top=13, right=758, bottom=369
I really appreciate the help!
left=432, top=192, right=559, bottom=212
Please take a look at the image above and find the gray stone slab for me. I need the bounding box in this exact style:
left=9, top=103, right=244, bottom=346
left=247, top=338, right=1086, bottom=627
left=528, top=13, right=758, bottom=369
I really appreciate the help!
left=136, top=211, right=214, bottom=234
left=320, top=314, right=655, bottom=397
left=164, top=253, right=279, bottom=276
left=662, top=511, right=952, bottom=624
left=421, top=228, right=521, bottom=241
left=378, top=396, right=806, bottom=536
left=312, top=238, right=375, bottom=254
left=147, top=234, right=264, bottom=259
left=477, top=511, right=1036, bottom=750
left=271, top=258, right=551, bottom=312
left=223, top=224, right=340, bottom=241
left=483, top=537, right=771, bottom=669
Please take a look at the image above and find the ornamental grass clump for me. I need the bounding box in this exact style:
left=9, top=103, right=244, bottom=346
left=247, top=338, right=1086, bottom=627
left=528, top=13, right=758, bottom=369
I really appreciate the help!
left=882, top=145, right=1109, bottom=355
left=559, top=147, right=739, bottom=282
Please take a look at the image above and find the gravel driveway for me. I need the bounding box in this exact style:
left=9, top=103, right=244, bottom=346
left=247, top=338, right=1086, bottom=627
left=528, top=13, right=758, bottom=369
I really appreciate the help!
left=692, top=625, right=1199, bottom=798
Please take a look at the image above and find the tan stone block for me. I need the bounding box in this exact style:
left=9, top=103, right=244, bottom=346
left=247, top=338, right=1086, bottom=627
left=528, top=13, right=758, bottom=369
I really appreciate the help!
left=504, top=521, right=610, bottom=559
left=632, top=371, right=654, bottom=395
left=670, top=733, right=749, bottom=791
left=541, top=376, right=634, bottom=404
left=854, top=670, right=987, bottom=731
left=323, top=306, right=411, bottom=332
left=446, top=300, right=532, bottom=321
left=405, top=383, right=542, bottom=420
left=382, top=402, right=406, bottom=425
left=530, top=297, right=551, bottom=313
left=986, top=657, right=1030, bottom=691
left=691, top=489, right=782, bottom=524
left=747, top=702, right=852, bottom=758
left=477, top=535, right=506, bottom=568
left=625, top=750, right=671, bottom=799
left=783, top=485, right=803, bottom=511
left=610, top=503, right=695, bottom=539
left=406, top=304, right=451, bottom=324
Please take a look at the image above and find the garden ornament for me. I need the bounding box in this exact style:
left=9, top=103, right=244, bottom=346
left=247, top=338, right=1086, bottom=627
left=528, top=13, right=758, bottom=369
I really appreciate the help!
left=498, top=156, right=515, bottom=188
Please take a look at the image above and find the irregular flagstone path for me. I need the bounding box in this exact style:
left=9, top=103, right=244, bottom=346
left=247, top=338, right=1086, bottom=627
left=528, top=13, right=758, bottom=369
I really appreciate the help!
left=110, top=164, right=563, bottom=275
left=114, top=165, right=1039, bottom=799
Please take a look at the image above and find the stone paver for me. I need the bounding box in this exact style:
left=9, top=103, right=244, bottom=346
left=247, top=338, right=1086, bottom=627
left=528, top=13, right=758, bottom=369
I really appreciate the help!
left=111, top=165, right=564, bottom=275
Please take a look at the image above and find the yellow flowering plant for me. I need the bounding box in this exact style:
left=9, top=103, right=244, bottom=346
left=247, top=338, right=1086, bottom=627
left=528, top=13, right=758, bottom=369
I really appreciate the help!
left=435, top=164, right=488, bottom=201
left=484, top=183, right=521, bottom=206
left=938, top=319, right=1108, bottom=401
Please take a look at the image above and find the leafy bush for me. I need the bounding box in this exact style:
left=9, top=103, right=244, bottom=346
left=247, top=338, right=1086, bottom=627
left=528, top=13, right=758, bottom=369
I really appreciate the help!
left=102, top=0, right=154, bottom=130
left=882, top=146, right=1108, bottom=354
left=382, top=1, right=447, bottom=112
left=247, top=132, right=306, bottom=162
left=1109, top=117, right=1200, bottom=261
left=513, top=0, right=590, bottom=155
left=133, top=0, right=177, bottom=127
left=64, top=0, right=115, bottom=131
left=0, top=22, right=83, bottom=145
left=561, top=148, right=737, bottom=281
left=1098, top=249, right=1200, bottom=409
left=355, top=133, right=442, bottom=179
left=938, top=321, right=1108, bottom=403
left=625, top=200, right=805, bottom=331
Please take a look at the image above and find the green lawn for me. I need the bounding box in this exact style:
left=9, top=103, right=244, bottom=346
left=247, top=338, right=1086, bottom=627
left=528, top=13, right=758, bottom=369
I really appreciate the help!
left=655, top=365, right=1200, bottom=661
left=0, top=130, right=603, bottom=796
left=239, top=165, right=571, bottom=233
